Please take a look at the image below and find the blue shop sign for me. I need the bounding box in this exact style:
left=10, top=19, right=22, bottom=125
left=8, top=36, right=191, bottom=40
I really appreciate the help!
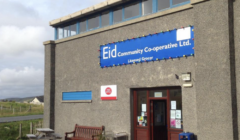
left=100, top=26, right=194, bottom=68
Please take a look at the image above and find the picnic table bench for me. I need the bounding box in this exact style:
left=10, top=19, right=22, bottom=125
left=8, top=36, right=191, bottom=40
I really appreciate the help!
left=65, top=124, right=104, bottom=140
left=27, top=128, right=62, bottom=140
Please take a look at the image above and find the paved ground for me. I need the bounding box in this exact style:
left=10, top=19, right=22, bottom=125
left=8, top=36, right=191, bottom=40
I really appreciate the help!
left=0, top=115, right=43, bottom=123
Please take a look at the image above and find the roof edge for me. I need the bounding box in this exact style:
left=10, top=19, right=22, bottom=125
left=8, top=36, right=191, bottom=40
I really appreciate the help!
left=49, top=0, right=128, bottom=26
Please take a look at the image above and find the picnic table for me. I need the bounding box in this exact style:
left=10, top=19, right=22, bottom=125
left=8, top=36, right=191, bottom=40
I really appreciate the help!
left=27, top=128, right=62, bottom=140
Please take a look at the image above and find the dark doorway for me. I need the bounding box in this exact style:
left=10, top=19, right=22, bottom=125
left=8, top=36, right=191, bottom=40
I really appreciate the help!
left=150, top=100, right=167, bottom=140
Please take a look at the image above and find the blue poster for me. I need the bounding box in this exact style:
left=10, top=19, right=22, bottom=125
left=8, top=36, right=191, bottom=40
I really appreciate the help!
left=100, top=26, right=194, bottom=68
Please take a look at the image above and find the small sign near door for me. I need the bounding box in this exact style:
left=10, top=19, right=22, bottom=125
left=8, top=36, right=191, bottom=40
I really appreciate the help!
left=101, top=85, right=117, bottom=100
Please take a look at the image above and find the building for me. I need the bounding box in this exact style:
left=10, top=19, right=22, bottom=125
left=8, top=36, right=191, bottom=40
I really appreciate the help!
left=43, top=0, right=240, bottom=140
left=30, top=96, right=44, bottom=105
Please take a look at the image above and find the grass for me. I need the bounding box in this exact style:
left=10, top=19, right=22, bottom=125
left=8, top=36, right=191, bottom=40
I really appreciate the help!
left=0, top=119, right=43, bottom=140
left=0, top=102, right=43, bottom=118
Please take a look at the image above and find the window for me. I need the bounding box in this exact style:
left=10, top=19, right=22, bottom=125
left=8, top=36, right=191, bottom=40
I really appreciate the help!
left=62, top=91, right=92, bottom=102
left=80, top=20, right=87, bottom=33
left=70, top=24, right=77, bottom=36
left=158, top=0, right=170, bottom=11
left=54, top=0, right=190, bottom=40
left=58, top=27, right=63, bottom=39
left=113, top=7, right=122, bottom=24
left=101, top=12, right=110, bottom=27
left=124, top=2, right=140, bottom=19
left=149, top=89, right=167, bottom=97
left=142, top=0, right=152, bottom=15
left=170, top=89, right=182, bottom=129
left=172, top=0, right=189, bottom=5
left=63, top=26, right=69, bottom=37
left=88, top=15, right=100, bottom=30
left=137, top=91, right=147, bottom=126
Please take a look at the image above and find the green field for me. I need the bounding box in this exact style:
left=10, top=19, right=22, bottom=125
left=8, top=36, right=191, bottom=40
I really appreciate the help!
left=0, top=119, right=43, bottom=140
left=0, top=102, right=43, bottom=117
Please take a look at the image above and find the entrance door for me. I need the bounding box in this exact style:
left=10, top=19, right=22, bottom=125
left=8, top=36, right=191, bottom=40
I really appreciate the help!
left=150, top=100, right=167, bottom=140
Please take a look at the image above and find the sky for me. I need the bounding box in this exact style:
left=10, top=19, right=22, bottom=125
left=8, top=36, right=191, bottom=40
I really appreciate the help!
left=0, top=0, right=104, bottom=99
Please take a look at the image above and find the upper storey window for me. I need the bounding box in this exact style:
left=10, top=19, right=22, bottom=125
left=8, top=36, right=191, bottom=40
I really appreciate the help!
left=101, top=11, right=110, bottom=27
left=88, top=15, right=100, bottom=30
left=113, top=7, right=122, bottom=24
left=70, top=24, right=77, bottom=36
left=158, top=0, right=170, bottom=11
left=142, top=0, right=152, bottom=15
left=80, top=20, right=87, bottom=33
left=124, top=2, right=140, bottom=19
left=173, top=0, right=189, bottom=5
left=55, top=0, right=190, bottom=40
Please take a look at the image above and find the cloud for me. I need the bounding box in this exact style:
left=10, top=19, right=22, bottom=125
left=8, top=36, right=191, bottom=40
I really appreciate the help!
left=0, top=26, right=50, bottom=57
left=0, top=0, right=106, bottom=99
left=0, top=67, right=44, bottom=99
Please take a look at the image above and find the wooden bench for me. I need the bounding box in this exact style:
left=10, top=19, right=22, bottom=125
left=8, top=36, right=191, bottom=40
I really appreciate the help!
left=65, top=124, right=104, bottom=140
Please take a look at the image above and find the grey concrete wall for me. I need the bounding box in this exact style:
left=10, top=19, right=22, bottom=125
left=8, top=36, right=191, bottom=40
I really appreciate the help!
left=194, top=0, right=235, bottom=139
left=43, top=0, right=240, bottom=139
left=234, top=0, right=240, bottom=139
left=49, top=8, right=198, bottom=139
left=43, top=42, right=55, bottom=129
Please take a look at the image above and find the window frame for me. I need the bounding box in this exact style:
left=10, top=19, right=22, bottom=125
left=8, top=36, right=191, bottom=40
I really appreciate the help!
left=87, top=14, right=101, bottom=31
left=62, top=91, right=92, bottom=103
left=123, top=1, right=142, bottom=21
left=54, top=0, right=190, bottom=40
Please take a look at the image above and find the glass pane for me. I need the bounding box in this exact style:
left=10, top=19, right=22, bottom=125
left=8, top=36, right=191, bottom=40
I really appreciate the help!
left=172, top=0, right=189, bottom=5
left=101, top=12, right=109, bottom=27
left=124, top=2, right=140, bottom=19
left=158, top=0, right=170, bottom=11
left=63, top=26, right=69, bottom=38
left=88, top=16, right=99, bottom=30
left=153, top=101, right=166, bottom=126
left=70, top=24, right=77, bottom=36
left=150, top=90, right=167, bottom=97
left=142, top=0, right=152, bottom=15
left=169, top=89, right=182, bottom=129
left=80, top=20, right=86, bottom=33
left=58, top=27, right=63, bottom=39
left=137, top=91, right=147, bottom=127
left=113, top=7, right=122, bottom=24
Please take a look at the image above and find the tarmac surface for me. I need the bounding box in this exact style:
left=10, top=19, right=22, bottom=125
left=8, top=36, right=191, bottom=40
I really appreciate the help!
left=0, top=115, right=43, bottom=123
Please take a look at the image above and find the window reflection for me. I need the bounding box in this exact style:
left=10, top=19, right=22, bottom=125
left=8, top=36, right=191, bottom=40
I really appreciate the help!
left=169, top=89, right=182, bottom=129
left=113, top=7, right=122, bottom=24
left=137, top=91, right=147, bottom=127
left=70, top=24, right=77, bottom=36
left=158, top=0, right=170, bottom=11
left=101, top=12, right=110, bottom=27
left=80, top=20, right=86, bottom=33
left=172, top=0, right=189, bottom=5
left=58, top=27, right=63, bottom=39
left=88, top=16, right=99, bottom=30
left=124, top=2, right=139, bottom=19
left=142, top=0, right=152, bottom=15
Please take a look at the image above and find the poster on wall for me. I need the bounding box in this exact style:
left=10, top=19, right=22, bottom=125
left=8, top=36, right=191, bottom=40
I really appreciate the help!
left=170, top=119, right=176, bottom=128
left=101, top=85, right=117, bottom=100
left=176, top=110, right=181, bottom=119
left=170, top=110, right=176, bottom=119
left=142, top=104, right=146, bottom=112
left=176, top=119, right=181, bottom=128
left=171, top=101, right=176, bottom=109
left=100, top=26, right=194, bottom=68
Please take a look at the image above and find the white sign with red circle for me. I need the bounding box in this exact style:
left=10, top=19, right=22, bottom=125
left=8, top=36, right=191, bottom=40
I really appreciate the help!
left=101, top=85, right=117, bottom=100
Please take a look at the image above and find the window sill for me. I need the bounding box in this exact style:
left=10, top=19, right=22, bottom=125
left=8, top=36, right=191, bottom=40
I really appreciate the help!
left=62, top=100, right=92, bottom=103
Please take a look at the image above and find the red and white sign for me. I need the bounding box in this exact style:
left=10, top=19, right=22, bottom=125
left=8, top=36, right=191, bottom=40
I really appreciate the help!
left=101, top=85, right=117, bottom=100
